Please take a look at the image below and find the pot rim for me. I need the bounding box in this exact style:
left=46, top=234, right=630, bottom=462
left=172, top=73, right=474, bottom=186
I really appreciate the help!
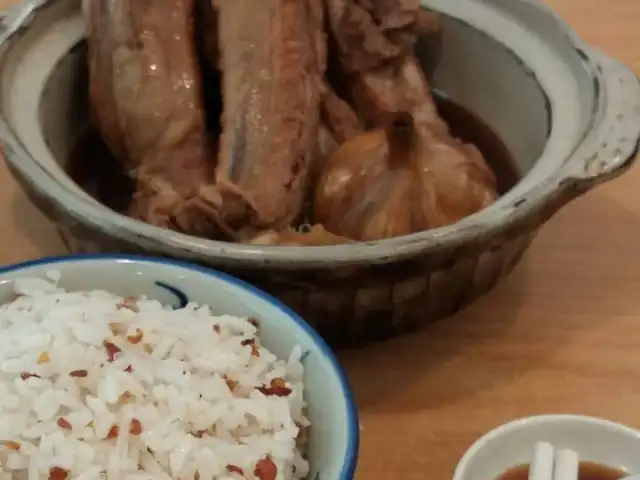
left=0, top=0, right=638, bottom=269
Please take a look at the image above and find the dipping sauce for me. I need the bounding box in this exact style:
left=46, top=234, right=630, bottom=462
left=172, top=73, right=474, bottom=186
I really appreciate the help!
left=496, top=462, right=627, bottom=480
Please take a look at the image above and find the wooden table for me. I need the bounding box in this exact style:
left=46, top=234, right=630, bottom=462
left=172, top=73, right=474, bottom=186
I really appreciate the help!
left=1, top=0, right=639, bottom=478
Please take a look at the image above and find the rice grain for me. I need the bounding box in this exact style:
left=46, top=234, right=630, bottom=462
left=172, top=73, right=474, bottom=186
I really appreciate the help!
left=0, top=275, right=309, bottom=479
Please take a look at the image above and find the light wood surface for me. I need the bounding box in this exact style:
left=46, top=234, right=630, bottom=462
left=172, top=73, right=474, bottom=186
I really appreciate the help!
left=1, top=0, right=639, bottom=478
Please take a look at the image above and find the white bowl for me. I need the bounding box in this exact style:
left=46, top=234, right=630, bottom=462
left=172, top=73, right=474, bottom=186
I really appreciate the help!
left=454, top=415, right=640, bottom=480
left=0, top=254, right=360, bottom=479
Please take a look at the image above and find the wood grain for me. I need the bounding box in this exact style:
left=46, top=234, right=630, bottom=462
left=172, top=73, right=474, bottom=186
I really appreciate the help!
left=0, top=0, right=639, bottom=478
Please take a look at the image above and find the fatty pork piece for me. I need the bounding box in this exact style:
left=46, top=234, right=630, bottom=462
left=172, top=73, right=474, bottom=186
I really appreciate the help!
left=321, top=84, right=364, bottom=145
left=351, top=55, right=449, bottom=132
left=323, top=0, right=439, bottom=73
left=85, top=0, right=217, bottom=236
left=316, top=83, right=364, bottom=170
left=184, top=0, right=325, bottom=240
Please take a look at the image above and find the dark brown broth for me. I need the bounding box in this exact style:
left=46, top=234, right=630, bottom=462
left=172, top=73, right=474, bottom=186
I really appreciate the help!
left=435, top=95, right=520, bottom=195
left=65, top=96, right=520, bottom=213
left=496, top=462, right=627, bottom=480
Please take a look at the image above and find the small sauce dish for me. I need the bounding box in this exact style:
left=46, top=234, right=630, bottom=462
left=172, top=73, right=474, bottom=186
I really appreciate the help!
left=453, top=415, right=640, bottom=480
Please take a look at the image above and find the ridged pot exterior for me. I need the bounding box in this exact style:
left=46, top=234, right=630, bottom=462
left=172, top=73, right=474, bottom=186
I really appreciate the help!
left=51, top=218, right=535, bottom=347
left=1, top=0, right=639, bottom=348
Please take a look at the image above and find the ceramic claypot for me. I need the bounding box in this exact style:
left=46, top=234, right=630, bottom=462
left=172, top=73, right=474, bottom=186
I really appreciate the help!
left=0, top=0, right=638, bottom=347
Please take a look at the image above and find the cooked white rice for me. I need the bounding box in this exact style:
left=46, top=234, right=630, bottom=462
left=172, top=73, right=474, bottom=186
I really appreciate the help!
left=0, top=273, right=309, bottom=479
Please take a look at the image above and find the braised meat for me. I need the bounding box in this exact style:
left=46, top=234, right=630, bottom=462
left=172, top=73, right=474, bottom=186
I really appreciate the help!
left=83, top=0, right=501, bottom=244
left=185, top=0, right=325, bottom=239
left=314, top=84, right=364, bottom=184
left=321, top=84, right=364, bottom=144
left=323, top=0, right=435, bottom=73
left=350, top=55, right=448, bottom=131
left=85, top=0, right=215, bottom=234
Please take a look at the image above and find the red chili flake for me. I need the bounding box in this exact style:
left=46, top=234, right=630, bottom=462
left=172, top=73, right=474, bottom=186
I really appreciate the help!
left=126, top=328, right=144, bottom=345
left=257, top=377, right=292, bottom=397
left=118, top=297, right=139, bottom=312
left=69, top=369, right=88, bottom=378
left=57, top=417, right=72, bottom=430
left=106, top=425, right=119, bottom=439
left=129, top=419, right=143, bottom=435
left=124, top=364, right=134, bottom=373
left=20, top=372, right=41, bottom=381
left=254, top=456, right=277, bottom=480
left=226, top=464, right=244, bottom=475
left=1, top=440, right=20, bottom=451
left=213, top=324, right=221, bottom=334
left=223, top=375, right=238, bottom=391
left=48, top=466, right=68, bottom=480
left=118, top=391, right=134, bottom=404
left=241, top=338, right=260, bottom=357
left=193, top=429, right=211, bottom=438
left=103, top=341, right=121, bottom=362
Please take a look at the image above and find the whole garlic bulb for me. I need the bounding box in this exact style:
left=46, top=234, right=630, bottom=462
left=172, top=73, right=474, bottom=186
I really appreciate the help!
left=313, top=112, right=497, bottom=241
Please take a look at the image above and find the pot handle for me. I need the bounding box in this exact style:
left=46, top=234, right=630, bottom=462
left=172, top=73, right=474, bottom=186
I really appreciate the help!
left=562, top=49, right=640, bottom=186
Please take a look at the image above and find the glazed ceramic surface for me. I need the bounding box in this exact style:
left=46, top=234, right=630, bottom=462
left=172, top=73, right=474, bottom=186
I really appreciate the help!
left=453, top=415, right=640, bottom=480
left=0, top=0, right=638, bottom=346
left=0, top=254, right=359, bottom=480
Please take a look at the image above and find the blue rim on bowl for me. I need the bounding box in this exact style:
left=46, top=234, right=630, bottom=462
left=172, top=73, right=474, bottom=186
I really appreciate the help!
left=0, top=254, right=360, bottom=480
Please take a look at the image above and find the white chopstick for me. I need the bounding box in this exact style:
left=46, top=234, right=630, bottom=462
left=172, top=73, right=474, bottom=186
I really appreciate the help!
left=554, top=449, right=579, bottom=480
left=529, top=442, right=580, bottom=480
left=530, top=442, right=555, bottom=480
